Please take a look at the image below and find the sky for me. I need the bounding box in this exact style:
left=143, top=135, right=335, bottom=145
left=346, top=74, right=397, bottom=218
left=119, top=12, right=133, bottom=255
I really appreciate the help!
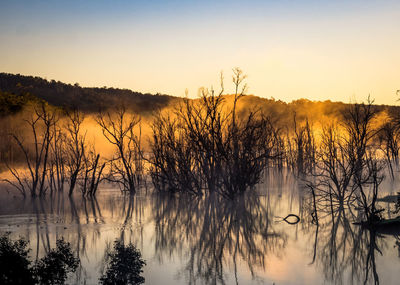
left=0, top=0, right=399, bottom=105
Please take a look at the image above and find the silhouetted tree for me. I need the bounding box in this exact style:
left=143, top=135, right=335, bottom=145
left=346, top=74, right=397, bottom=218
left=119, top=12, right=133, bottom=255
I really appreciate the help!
left=4, top=103, right=56, bottom=197
left=100, top=240, right=145, bottom=285
left=377, top=119, right=400, bottom=179
left=0, top=233, right=35, bottom=285
left=0, top=234, right=80, bottom=285
left=150, top=69, right=280, bottom=198
left=96, top=106, right=143, bottom=194
left=64, top=109, right=86, bottom=196
left=34, top=239, right=80, bottom=285
left=80, top=148, right=106, bottom=196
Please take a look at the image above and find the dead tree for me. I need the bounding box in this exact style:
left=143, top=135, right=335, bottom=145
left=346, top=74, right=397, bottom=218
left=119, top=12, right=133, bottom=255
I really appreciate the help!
left=355, top=151, right=385, bottom=224
left=96, top=106, right=143, bottom=194
left=149, top=68, right=280, bottom=198
left=47, top=121, right=66, bottom=194
left=291, top=115, right=316, bottom=176
left=4, top=103, right=56, bottom=197
left=64, top=109, right=86, bottom=196
left=307, top=125, right=358, bottom=211
left=80, top=147, right=106, bottom=197
left=150, top=113, right=202, bottom=195
left=342, top=97, right=378, bottom=183
left=377, top=119, right=400, bottom=180
left=307, top=98, right=381, bottom=220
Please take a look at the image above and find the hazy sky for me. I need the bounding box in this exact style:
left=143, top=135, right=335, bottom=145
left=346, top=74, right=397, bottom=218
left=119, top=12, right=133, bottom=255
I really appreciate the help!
left=0, top=0, right=399, bottom=104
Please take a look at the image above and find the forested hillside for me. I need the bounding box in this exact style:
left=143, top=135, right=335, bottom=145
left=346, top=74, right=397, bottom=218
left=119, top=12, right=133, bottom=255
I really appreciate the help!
left=0, top=73, right=398, bottom=124
left=0, top=73, right=176, bottom=113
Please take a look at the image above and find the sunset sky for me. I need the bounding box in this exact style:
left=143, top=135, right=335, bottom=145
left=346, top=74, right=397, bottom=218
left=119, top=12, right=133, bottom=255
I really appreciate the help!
left=0, top=0, right=399, bottom=104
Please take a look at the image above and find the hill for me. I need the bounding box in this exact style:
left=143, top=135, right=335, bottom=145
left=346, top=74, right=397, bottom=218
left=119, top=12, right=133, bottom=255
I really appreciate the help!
left=0, top=73, right=177, bottom=114
left=0, top=73, right=398, bottom=126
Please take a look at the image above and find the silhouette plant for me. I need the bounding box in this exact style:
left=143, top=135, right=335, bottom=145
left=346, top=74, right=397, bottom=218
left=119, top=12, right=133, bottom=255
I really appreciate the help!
left=0, top=234, right=79, bottom=285
left=150, top=69, right=280, bottom=198
left=0, top=233, right=35, bottom=285
left=96, top=105, right=144, bottom=194
left=100, top=240, right=146, bottom=285
left=34, top=239, right=80, bottom=285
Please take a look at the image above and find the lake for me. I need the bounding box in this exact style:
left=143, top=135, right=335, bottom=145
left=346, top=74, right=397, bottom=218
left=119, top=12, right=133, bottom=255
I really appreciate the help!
left=1, top=170, right=399, bottom=285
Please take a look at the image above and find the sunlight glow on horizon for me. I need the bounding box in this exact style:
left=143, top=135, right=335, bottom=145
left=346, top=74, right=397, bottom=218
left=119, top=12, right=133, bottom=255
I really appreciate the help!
left=0, top=0, right=399, bottom=105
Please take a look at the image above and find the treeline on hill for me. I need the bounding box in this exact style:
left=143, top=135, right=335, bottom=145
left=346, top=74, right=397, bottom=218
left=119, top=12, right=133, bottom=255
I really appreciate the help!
left=1, top=72, right=398, bottom=121
left=0, top=73, right=176, bottom=114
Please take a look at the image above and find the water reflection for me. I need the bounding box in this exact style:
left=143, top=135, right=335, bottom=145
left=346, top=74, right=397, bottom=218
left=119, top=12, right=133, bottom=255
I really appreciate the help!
left=306, top=203, right=390, bottom=285
left=0, top=186, right=399, bottom=284
left=152, top=192, right=287, bottom=284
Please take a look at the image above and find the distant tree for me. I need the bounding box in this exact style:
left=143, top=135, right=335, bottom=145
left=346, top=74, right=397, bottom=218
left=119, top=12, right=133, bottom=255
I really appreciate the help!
left=0, top=91, right=40, bottom=116
left=0, top=73, right=175, bottom=113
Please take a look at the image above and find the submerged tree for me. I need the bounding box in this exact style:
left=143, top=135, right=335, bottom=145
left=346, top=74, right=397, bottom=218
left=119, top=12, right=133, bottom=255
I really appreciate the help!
left=287, top=115, right=316, bottom=176
left=64, top=108, right=86, bottom=196
left=150, top=68, right=280, bottom=198
left=4, top=103, right=56, bottom=197
left=80, top=147, right=106, bottom=196
left=306, top=97, right=383, bottom=224
left=97, top=106, right=144, bottom=194
left=377, top=119, right=400, bottom=180
left=47, top=121, right=66, bottom=194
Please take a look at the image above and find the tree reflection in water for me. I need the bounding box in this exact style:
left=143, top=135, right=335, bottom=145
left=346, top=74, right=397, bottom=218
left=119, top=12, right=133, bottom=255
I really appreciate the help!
left=305, top=200, right=389, bottom=285
left=152, top=192, right=287, bottom=284
left=2, top=185, right=400, bottom=284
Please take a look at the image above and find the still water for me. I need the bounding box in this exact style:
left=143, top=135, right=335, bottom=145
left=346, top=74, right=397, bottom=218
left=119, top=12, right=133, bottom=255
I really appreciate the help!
left=0, top=171, right=399, bottom=285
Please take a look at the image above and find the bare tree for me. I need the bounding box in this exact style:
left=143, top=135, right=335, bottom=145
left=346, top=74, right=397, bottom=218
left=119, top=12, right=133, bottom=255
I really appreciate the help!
left=149, top=68, right=280, bottom=198
left=64, top=109, right=86, bottom=196
left=306, top=124, right=358, bottom=211
left=288, top=115, right=316, bottom=176
left=80, top=147, right=106, bottom=197
left=342, top=97, right=378, bottom=182
left=150, top=112, right=202, bottom=195
left=47, top=119, right=66, bottom=194
left=4, top=103, right=56, bottom=197
left=355, top=151, right=385, bottom=224
left=306, top=97, right=382, bottom=223
left=377, top=119, right=400, bottom=179
left=96, top=106, right=143, bottom=194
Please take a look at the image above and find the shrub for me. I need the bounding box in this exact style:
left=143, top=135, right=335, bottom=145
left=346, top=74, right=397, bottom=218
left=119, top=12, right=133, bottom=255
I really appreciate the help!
left=100, top=241, right=146, bottom=285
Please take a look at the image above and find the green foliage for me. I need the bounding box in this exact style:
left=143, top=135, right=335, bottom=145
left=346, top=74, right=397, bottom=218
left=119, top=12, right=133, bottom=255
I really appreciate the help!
left=0, top=233, right=35, bottom=285
left=100, top=241, right=146, bottom=285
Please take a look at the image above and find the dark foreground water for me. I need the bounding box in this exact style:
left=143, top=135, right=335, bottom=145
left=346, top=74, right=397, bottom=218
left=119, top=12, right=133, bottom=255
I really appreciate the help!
left=1, top=171, right=400, bottom=285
